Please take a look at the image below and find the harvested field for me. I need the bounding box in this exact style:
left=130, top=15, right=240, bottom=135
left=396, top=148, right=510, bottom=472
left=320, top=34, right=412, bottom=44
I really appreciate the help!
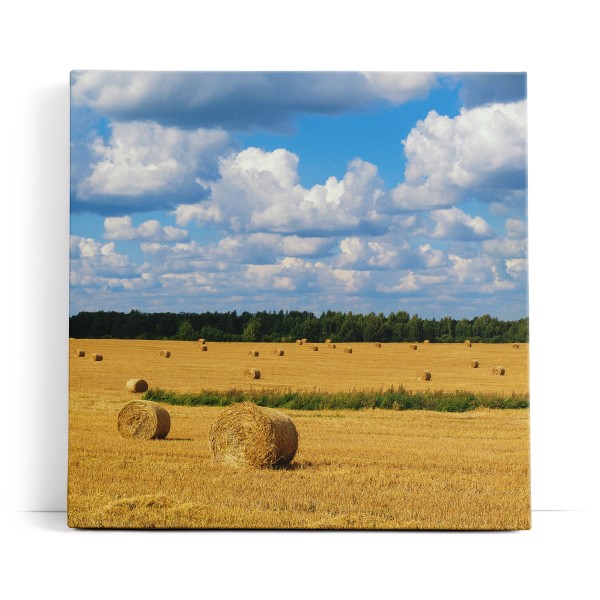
left=68, top=339, right=530, bottom=530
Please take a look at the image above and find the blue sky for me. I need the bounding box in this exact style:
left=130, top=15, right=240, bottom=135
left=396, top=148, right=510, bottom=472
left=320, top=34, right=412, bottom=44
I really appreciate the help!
left=70, top=71, right=527, bottom=319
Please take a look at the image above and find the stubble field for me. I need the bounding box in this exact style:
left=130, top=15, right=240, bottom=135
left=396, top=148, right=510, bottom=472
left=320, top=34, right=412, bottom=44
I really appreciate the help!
left=68, top=339, right=530, bottom=530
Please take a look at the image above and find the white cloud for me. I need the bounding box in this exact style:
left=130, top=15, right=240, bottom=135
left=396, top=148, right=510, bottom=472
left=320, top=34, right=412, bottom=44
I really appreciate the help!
left=377, top=271, right=447, bottom=293
left=430, top=207, right=495, bottom=240
left=361, top=72, right=436, bottom=103
left=71, top=71, right=438, bottom=131
left=391, top=101, right=527, bottom=210
left=482, top=237, right=527, bottom=258
left=174, top=149, right=386, bottom=235
left=77, top=121, right=232, bottom=199
left=104, top=216, right=188, bottom=242
left=505, top=218, right=527, bottom=239
left=506, top=258, right=528, bottom=279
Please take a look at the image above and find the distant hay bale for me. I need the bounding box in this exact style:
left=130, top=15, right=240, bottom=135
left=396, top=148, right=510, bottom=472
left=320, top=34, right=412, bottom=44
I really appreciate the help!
left=343, top=347, right=353, bottom=353
left=470, top=360, right=479, bottom=368
left=159, top=350, right=171, bottom=358
left=90, top=353, right=103, bottom=361
left=325, top=338, right=331, bottom=344
left=125, top=379, right=149, bottom=393
left=117, top=401, right=170, bottom=440
left=198, top=338, right=205, bottom=344
left=329, top=343, right=337, bottom=349
left=301, top=338, right=308, bottom=344
left=492, top=365, right=506, bottom=375
left=423, top=340, right=430, bottom=344
left=417, top=370, right=431, bottom=381
left=200, top=345, right=208, bottom=351
left=295, top=340, right=303, bottom=345
left=248, top=350, right=259, bottom=357
left=464, top=340, right=472, bottom=347
left=75, top=349, right=85, bottom=357
left=374, top=342, right=382, bottom=348
left=273, top=349, right=284, bottom=356
left=208, top=402, right=298, bottom=468
left=409, top=344, right=417, bottom=350
left=309, top=345, right=318, bottom=351
left=244, top=368, right=261, bottom=380
left=512, top=343, right=520, bottom=349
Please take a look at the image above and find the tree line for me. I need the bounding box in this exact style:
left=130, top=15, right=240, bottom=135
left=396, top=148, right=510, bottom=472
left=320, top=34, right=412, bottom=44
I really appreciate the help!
left=69, top=309, right=528, bottom=344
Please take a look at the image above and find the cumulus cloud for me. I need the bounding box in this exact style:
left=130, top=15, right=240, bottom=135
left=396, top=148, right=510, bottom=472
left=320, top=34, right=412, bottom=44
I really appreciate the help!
left=71, top=71, right=437, bottom=132
left=174, top=149, right=386, bottom=236
left=505, top=218, right=527, bottom=239
left=430, top=207, right=495, bottom=241
left=76, top=121, right=233, bottom=205
left=391, top=101, right=527, bottom=210
left=70, top=235, right=141, bottom=284
left=104, top=216, right=188, bottom=242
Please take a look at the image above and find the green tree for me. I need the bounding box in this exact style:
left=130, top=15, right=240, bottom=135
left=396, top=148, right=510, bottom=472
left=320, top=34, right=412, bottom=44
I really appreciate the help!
left=175, top=319, right=198, bottom=341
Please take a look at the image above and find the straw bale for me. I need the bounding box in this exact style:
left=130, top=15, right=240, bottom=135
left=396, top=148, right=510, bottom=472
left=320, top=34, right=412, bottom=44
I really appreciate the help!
left=198, top=338, right=205, bottom=344
left=248, top=350, right=259, bottom=357
left=125, top=379, right=149, bottom=393
left=309, top=345, right=318, bottom=351
left=208, top=402, right=298, bottom=468
left=417, top=370, right=431, bottom=381
left=273, top=349, right=284, bottom=356
left=464, top=340, right=472, bottom=347
left=374, top=342, right=382, bottom=348
left=301, top=338, right=308, bottom=344
left=159, top=350, right=171, bottom=358
left=244, top=368, right=261, bottom=379
left=512, top=343, right=520, bottom=349
left=492, top=365, right=506, bottom=375
left=117, top=401, right=170, bottom=440
left=325, top=338, right=331, bottom=344
left=409, top=344, right=417, bottom=350
left=90, top=353, right=103, bottom=361
left=343, top=347, right=353, bottom=353
left=328, top=343, right=337, bottom=349
left=423, top=340, right=430, bottom=344
left=470, top=360, right=479, bottom=368
left=295, top=340, right=303, bottom=345
left=75, top=349, right=85, bottom=357
left=200, top=345, right=208, bottom=351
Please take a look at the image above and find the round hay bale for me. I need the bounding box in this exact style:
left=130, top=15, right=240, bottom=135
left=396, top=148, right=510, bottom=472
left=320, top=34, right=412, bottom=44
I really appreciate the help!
left=209, top=402, right=298, bottom=468
left=325, top=338, right=331, bottom=344
left=295, top=340, right=303, bottom=345
left=90, top=353, right=103, bottom=361
left=159, top=350, right=171, bottom=358
left=198, top=338, right=205, bottom=344
left=464, top=340, right=472, bottom=347
left=343, top=347, right=353, bottom=353
left=75, top=349, right=85, bottom=357
left=274, top=349, right=284, bottom=356
left=309, top=345, right=318, bottom=351
left=200, top=345, right=208, bottom=351
left=470, top=360, right=479, bottom=368
left=118, top=401, right=170, bottom=440
left=417, top=370, right=431, bottom=381
left=244, top=368, right=261, bottom=380
left=329, top=343, right=337, bottom=349
left=423, top=340, right=430, bottom=344
left=301, top=338, right=308, bottom=344
left=512, top=343, right=520, bottom=349
left=409, top=344, right=417, bottom=350
left=374, top=342, right=382, bottom=348
left=492, top=365, right=506, bottom=375
left=125, top=379, right=149, bottom=393
left=248, top=350, right=259, bottom=357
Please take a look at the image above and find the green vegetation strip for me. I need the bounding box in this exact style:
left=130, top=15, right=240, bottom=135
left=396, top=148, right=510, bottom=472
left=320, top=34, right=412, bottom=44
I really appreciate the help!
left=143, top=387, right=529, bottom=413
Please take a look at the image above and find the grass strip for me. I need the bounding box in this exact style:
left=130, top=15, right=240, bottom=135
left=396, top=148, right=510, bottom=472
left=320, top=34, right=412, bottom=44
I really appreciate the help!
left=143, top=386, right=529, bottom=413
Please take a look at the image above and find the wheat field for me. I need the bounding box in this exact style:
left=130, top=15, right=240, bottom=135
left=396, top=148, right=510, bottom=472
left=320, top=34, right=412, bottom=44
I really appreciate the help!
left=68, top=339, right=530, bottom=529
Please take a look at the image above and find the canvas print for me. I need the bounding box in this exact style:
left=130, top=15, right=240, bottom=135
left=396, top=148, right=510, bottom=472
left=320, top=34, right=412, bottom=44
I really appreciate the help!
left=68, top=71, right=529, bottom=529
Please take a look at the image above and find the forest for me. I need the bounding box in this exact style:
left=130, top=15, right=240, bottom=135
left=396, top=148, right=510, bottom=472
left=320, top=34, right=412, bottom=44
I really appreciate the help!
left=69, top=309, right=529, bottom=344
